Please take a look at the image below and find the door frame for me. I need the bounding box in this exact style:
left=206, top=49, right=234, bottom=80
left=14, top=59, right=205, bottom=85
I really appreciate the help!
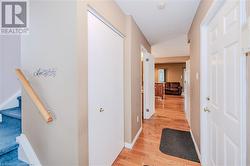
left=200, top=0, right=247, bottom=165
left=184, top=60, right=190, bottom=125
left=141, top=46, right=155, bottom=120
left=140, top=45, right=146, bottom=125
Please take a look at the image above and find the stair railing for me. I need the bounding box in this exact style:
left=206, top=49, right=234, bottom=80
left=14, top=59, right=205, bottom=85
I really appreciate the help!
left=15, top=69, right=53, bottom=123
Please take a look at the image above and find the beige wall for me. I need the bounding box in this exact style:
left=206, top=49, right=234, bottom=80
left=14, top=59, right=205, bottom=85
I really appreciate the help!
left=0, top=36, right=21, bottom=106
left=124, top=16, right=150, bottom=142
left=129, top=17, right=151, bottom=141
left=155, top=63, right=186, bottom=87
left=188, top=0, right=213, bottom=149
left=21, top=0, right=150, bottom=165
left=151, top=35, right=190, bottom=57
left=247, top=0, right=250, bottom=17
left=155, top=56, right=190, bottom=64
left=21, top=1, right=80, bottom=165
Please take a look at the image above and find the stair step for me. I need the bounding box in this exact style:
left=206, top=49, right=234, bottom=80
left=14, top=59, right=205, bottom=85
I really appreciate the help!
left=0, top=143, right=19, bottom=157
left=0, top=107, right=21, bottom=120
left=0, top=97, right=26, bottom=165
left=0, top=116, right=21, bottom=156
left=0, top=149, right=28, bottom=166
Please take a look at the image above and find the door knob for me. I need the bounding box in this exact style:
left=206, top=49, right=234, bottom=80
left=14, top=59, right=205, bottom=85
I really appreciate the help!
left=99, top=108, right=104, bottom=112
left=204, top=107, right=210, bottom=112
left=206, top=97, right=210, bottom=101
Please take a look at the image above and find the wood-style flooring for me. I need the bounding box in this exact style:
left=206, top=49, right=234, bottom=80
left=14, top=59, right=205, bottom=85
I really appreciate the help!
left=113, top=95, right=201, bottom=166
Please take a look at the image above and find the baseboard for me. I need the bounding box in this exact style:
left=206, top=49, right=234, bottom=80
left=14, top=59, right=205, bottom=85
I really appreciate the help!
left=16, top=134, right=41, bottom=166
left=190, top=129, right=201, bottom=162
left=124, top=127, right=142, bottom=149
left=0, top=90, right=21, bottom=110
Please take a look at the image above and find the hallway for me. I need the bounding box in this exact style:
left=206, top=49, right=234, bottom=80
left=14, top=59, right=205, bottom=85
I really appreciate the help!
left=114, top=95, right=200, bottom=166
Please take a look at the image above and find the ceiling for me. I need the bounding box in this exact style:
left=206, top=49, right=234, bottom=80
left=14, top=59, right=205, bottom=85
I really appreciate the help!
left=151, top=34, right=190, bottom=57
left=115, top=0, right=200, bottom=45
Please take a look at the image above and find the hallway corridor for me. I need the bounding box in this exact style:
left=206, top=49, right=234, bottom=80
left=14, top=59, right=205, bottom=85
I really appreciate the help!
left=114, top=95, right=200, bottom=166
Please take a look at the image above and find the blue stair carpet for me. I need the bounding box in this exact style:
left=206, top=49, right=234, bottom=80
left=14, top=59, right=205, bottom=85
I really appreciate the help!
left=0, top=149, right=27, bottom=166
left=0, top=97, right=28, bottom=166
left=1, top=108, right=21, bottom=120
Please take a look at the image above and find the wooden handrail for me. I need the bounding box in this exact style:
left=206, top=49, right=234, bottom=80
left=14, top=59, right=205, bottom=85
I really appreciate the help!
left=16, top=69, right=53, bottom=123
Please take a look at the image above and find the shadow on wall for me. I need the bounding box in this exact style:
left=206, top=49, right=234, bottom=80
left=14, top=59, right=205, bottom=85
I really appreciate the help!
left=0, top=36, right=21, bottom=107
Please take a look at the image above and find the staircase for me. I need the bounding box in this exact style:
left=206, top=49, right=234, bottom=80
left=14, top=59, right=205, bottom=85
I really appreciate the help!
left=0, top=97, right=28, bottom=166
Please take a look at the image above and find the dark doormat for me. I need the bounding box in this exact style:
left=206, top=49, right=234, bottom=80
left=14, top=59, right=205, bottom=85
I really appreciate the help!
left=159, top=128, right=200, bottom=163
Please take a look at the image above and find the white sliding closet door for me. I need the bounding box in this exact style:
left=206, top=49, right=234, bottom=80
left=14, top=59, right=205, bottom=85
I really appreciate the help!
left=88, top=11, right=124, bottom=165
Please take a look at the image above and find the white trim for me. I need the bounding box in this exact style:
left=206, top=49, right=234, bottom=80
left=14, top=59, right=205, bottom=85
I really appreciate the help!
left=142, top=50, right=155, bottom=120
left=124, top=127, right=142, bottom=149
left=184, top=60, right=191, bottom=126
left=240, top=0, right=247, bottom=26
left=200, top=1, right=247, bottom=166
left=16, top=134, right=41, bottom=166
left=240, top=49, right=247, bottom=166
left=140, top=45, right=146, bottom=126
left=87, top=6, right=125, bottom=38
left=0, top=90, right=21, bottom=110
left=242, top=17, right=250, bottom=53
left=240, top=2, right=248, bottom=164
left=190, top=129, right=201, bottom=162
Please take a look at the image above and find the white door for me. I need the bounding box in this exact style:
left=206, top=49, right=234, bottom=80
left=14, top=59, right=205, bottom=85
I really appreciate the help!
left=88, top=11, right=124, bottom=165
left=143, top=52, right=155, bottom=119
left=206, top=1, right=243, bottom=165
left=184, top=60, right=190, bottom=124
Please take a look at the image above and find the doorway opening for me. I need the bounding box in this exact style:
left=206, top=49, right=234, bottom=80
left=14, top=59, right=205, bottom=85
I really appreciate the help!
left=154, top=62, right=190, bottom=124
left=155, top=63, right=186, bottom=97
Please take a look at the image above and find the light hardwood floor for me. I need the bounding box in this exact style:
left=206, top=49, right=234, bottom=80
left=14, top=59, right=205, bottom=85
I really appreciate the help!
left=113, top=95, right=201, bottom=166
